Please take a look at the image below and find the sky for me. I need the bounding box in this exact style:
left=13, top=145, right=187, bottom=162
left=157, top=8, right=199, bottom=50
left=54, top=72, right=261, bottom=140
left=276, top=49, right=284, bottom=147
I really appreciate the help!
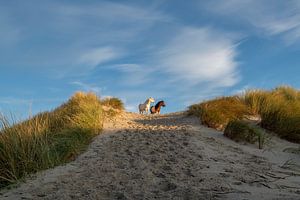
left=1, top=0, right=300, bottom=118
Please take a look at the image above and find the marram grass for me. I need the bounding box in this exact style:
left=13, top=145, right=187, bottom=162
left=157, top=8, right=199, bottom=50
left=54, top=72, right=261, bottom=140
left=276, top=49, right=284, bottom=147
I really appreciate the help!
left=188, top=96, right=250, bottom=130
left=189, top=86, right=300, bottom=143
left=0, top=92, right=117, bottom=188
left=224, top=120, right=267, bottom=149
left=101, top=97, right=124, bottom=110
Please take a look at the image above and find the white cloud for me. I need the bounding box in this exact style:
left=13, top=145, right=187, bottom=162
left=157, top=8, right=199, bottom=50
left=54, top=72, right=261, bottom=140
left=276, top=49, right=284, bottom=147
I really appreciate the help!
left=78, top=47, right=121, bottom=68
left=113, top=64, right=143, bottom=73
left=203, top=0, right=300, bottom=43
left=157, top=27, right=240, bottom=87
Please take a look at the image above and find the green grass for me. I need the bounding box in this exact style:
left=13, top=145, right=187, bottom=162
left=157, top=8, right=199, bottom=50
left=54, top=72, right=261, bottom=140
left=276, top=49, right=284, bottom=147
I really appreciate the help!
left=224, top=120, right=266, bottom=149
left=0, top=92, right=110, bottom=188
left=189, top=85, right=300, bottom=143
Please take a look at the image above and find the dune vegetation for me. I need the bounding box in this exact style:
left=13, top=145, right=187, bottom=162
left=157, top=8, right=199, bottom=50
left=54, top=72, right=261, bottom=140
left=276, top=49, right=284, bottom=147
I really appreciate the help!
left=0, top=92, right=122, bottom=188
left=224, top=120, right=266, bottom=149
left=188, top=96, right=250, bottom=131
left=188, top=86, right=300, bottom=144
left=101, top=97, right=124, bottom=111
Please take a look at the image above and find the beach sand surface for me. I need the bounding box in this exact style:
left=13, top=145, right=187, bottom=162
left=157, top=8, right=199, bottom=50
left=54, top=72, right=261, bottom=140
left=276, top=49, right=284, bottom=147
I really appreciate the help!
left=1, top=112, right=299, bottom=199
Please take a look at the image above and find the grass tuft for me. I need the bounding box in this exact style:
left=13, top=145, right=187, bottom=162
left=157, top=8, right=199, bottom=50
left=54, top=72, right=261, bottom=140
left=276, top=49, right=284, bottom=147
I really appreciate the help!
left=101, top=97, right=124, bottom=111
left=189, top=85, right=300, bottom=143
left=188, top=96, right=250, bottom=130
left=0, top=92, right=106, bottom=188
left=224, top=120, right=266, bottom=149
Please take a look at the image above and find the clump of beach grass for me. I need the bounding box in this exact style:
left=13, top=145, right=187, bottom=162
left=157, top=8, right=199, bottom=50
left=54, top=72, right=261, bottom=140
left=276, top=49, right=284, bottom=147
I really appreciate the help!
left=189, top=85, right=300, bottom=143
left=0, top=92, right=107, bottom=188
left=224, top=120, right=267, bottom=149
left=188, top=96, right=250, bottom=130
left=101, top=97, right=124, bottom=111
left=257, top=86, right=300, bottom=142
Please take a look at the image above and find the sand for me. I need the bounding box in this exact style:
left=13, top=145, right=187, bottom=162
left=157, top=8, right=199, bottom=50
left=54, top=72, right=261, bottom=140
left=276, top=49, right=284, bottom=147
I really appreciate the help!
left=0, top=112, right=299, bottom=199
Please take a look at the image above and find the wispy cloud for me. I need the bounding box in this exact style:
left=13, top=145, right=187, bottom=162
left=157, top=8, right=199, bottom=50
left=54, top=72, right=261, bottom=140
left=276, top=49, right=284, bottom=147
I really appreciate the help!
left=156, top=27, right=240, bottom=87
left=202, top=0, right=300, bottom=43
left=78, top=47, right=122, bottom=68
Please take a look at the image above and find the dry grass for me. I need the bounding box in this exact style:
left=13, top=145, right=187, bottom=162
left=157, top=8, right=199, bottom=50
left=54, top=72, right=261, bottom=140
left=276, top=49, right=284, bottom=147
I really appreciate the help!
left=189, top=85, right=300, bottom=143
left=188, top=96, right=250, bottom=130
left=0, top=92, right=107, bottom=188
left=101, top=97, right=124, bottom=111
left=243, top=89, right=269, bottom=115
left=257, top=86, right=300, bottom=142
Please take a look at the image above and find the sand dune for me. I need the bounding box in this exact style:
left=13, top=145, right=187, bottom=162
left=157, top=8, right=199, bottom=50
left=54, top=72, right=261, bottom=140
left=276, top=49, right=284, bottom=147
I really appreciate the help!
left=1, top=112, right=299, bottom=199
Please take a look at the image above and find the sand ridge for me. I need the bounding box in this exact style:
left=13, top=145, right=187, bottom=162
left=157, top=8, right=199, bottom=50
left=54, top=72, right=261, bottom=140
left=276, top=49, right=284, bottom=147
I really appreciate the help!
left=0, top=112, right=299, bottom=199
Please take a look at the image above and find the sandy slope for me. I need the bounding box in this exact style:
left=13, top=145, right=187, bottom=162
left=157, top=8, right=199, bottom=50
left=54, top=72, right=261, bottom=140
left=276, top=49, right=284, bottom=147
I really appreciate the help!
left=0, top=112, right=299, bottom=200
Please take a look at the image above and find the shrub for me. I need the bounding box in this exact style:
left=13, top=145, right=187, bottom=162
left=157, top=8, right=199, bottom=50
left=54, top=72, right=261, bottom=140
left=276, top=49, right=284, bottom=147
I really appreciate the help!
left=0, top=92, right=104, bottom=188
left=224, top=120, right=265, bottom=149
left=101, top=97, right=124, bottom=110
left=188, top=96, right=250, bottom=130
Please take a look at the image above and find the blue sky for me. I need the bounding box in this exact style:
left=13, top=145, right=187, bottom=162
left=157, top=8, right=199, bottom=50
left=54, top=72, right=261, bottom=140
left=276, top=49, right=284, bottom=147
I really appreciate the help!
left=1, top=0, right=300, bottom=117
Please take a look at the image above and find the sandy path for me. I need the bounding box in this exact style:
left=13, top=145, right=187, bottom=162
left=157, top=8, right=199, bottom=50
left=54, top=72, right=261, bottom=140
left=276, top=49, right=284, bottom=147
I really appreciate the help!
left=0, top=112, right=299, bottom=199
